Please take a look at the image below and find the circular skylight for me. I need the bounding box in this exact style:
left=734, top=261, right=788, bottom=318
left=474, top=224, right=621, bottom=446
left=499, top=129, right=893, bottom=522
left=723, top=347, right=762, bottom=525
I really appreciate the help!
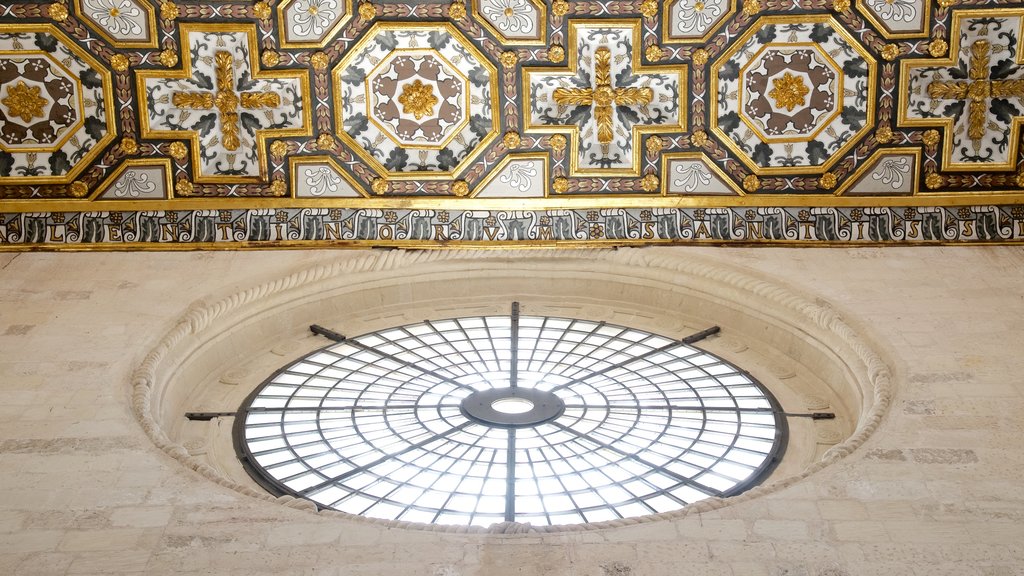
left=236, top=310, right=785, bottom=527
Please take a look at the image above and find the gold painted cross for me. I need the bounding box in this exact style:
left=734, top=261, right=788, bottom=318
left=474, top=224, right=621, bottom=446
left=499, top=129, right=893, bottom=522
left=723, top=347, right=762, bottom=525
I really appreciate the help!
left=552, top=47, right=653, bottom=145
left=928, top=40, right=1024, bottom=142
left=172, top=51, right=281, bottom=151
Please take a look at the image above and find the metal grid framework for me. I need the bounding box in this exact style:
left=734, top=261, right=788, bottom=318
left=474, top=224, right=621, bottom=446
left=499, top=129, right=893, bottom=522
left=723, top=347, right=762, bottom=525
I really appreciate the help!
left=235, top=312, right=786, bottom=527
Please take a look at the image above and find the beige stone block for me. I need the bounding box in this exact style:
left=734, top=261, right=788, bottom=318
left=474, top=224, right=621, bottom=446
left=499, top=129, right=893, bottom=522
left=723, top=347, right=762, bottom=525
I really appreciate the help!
left=634, top=540, right=710, bottom=560
left=677, top=518, right=748, bottom=540
left=145, top=549, right=213, bottom=573
left=334, top=563, right=435, bottom=576
left=834, top=542, right=866, bottom=563
left=728, top=561, right=773, bottom=576
left=64, top=550, right=151, bottom=574
left=957, top=382, right=1020, bottom=397
left=843, top=480, right=926, bottom=501
left=0, top=510, right=26, bottom=532
left=884, top=521, right=966, bottom=544
left=771, top=542, right=842, bottom=565
left=864, top=501, right=916, bottom=520
left=0, top=530, right=64, bottom=553
left=817, top=500, right=869, bottom=521
left=767, top=500, right=820, bottom=520
left=12, top=552, right=75, bottom=576
left=908, top=448, right=979, bottom=464
left=568, top=543, right=638, bottom=566
left=315, top=544, right=400, bottom=565
left=645, top=562, right=734, bottom=576
left=471, top=544, right=571, bottom=576
left=109, top=506, right=174, bottom=528
left=0, top=553, right=26, bottom=575
left=266, top=522, right=344, bottom=547
left=840, top=561, right=917, bottom=576
left=918, top=564, right=1023, bottom=576
left=3, top=324, right=35, bottom=335
left=206, top=549, right=310, bottom=573
left=752, top=519, right=810, bottom=540
left=831, top=521, right=889, bottom=542
left=58, top=528, right=145, bottom=552
left=24, top=509, right=111, bottom=531
left=602, top=521, right=682, bottom=542
left=707, top=541, right=774, bottom=561
left=940, top=543, right=1024, bottom=564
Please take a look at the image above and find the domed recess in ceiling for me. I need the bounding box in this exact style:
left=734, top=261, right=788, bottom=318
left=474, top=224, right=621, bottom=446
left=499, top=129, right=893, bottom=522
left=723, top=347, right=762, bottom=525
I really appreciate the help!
left=133, top=250, right=891, bottom=533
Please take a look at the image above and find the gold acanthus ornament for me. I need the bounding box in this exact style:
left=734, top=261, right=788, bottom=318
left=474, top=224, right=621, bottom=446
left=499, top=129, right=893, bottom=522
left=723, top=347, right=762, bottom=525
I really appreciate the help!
left=397, top=80, right=438, bottom=120
left=928, top=40, right=1024, bottom=142
left=552, top=46, right=653, bottom=145
left=2, top=80, right=48, bottom=122
left=768, top=72, right=809, bottom=112
left=171, top=51, right=281, bottom=151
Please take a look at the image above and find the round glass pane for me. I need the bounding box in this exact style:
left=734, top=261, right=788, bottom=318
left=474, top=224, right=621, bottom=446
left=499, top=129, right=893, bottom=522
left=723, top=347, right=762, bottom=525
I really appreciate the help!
left=237, top=314, right=786, bottom=527
left=491, top=398, right=534, bottom=414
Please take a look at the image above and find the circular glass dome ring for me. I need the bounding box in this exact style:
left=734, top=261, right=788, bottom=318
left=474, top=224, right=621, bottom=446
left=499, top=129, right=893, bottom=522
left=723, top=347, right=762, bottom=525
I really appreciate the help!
left=235, top=314, right=787, bottom=527
left=491, top=397, right=533, bottom=414
left=461, top=387, right=565, bottom=427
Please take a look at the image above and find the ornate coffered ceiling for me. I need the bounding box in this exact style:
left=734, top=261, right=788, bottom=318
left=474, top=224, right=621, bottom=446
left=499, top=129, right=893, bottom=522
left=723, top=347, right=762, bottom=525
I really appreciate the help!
left=1, top=0, right=1024, bottom=248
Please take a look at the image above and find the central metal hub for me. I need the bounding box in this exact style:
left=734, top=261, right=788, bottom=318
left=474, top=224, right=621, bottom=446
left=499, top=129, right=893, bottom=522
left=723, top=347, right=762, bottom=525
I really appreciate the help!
left=460, top=388, right=565, bottom=428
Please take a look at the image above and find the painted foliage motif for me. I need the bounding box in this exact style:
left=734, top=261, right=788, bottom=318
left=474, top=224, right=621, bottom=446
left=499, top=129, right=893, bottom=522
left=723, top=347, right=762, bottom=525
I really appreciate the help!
left=903, top=15, right=1024, bottom=170
left=76, top=0, right=155, bottom=46
left=666, top=0, right=732, bottom=42
left=477, top=0, right=542, bottom=42
left=526, top=24, right=684, bottom=175
left=139, top=29, right=307, bottom=180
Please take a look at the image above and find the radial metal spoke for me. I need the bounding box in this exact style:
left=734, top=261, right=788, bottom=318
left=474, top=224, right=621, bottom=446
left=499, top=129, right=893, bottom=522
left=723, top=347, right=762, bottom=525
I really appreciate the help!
left=559, top=404, right=830, bottom=418
left=310, top=324, right=476, bottom=392
left=247, top=404, right=463, bottom=412
left=547, top=326, right=720, bottom=394
left=505, top=428, right=516, bottom=522
left=299, top=421, right=474, bottom=496
left=550, top=421, right=724, bottom=499
left=510, top=302, right=520, bottom=392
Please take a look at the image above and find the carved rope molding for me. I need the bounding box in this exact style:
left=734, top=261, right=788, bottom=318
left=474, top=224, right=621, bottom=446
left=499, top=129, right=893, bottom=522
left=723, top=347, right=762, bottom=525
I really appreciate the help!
left=130, top=248, right=893, bottom=534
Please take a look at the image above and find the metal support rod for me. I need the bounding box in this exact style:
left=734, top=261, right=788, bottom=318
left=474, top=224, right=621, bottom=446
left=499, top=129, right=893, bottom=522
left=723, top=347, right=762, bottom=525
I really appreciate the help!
left=185, top=412, right=236, bottom=421
left=243, top=404, right=834, bottom=419
left=300, top=422, right=474, bottom=496
left=310, top=324, right=346, bottom=342
left=549, top=325, right=721, bottom=394
left=505, top=429, right=516, bottom=522
left=510, top=302, right=520, bottom=392
left=551, top=422, right=724, bottom=498
left=310, top=324, right=475, bottom=392
left=681, top=325, right=720, bottom=344
left=557, top=404, right=834, bottom=419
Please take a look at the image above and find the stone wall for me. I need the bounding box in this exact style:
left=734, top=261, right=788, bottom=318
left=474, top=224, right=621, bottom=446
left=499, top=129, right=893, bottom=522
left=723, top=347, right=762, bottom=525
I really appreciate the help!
left=0, top=246, right=1022, bottom=575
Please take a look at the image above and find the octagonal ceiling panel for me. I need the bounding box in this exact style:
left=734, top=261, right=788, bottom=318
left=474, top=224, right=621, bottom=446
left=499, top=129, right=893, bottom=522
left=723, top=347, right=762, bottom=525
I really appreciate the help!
left=367, top=51, right=470, bottom=149
left=0, top=2, right=1022, bottom=248
left=0, top=25, right=116, bottom=186
left=334, top=23, right=498, bottom=179
left=740, top=45, right=841, bottom=143
left=711, top=16, right=876, bottom=176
